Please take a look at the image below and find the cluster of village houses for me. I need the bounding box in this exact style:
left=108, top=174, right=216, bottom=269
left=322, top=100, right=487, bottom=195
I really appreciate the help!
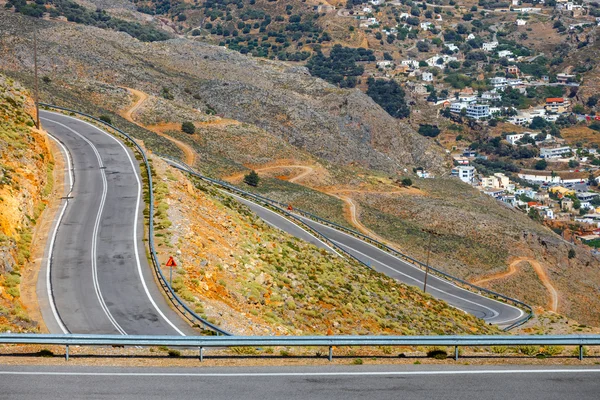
left=446, top=134, right=600, bottom=233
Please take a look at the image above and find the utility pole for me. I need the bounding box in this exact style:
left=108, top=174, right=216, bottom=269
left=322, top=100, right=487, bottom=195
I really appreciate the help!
left=423, top=230, right=433, bottom=293
left=33, top=26, right=40, bottom=130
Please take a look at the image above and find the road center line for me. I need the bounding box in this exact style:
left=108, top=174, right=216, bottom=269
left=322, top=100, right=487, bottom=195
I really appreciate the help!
left=41, top=117, right=127, bottom=335
left=46, top=112, right=185, bottom=336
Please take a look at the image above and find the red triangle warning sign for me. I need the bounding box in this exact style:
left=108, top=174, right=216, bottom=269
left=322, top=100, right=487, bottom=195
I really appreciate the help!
left=166, top=256, right=177, bottom=267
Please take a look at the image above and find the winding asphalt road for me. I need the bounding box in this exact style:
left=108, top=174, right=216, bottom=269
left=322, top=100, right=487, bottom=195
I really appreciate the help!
left=166, top=160, right=526, bottom=327
left=39, top=111, right=194, bottom=336
left=1, top=365, right=599, bottom=399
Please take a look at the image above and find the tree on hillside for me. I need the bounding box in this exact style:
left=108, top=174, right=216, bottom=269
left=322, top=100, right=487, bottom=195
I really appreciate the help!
left=181, top=121, right=196, bottom=134
left=366, top=77, right=410, bottom=119
left=534, top=159, right=548, bottom=170
left=244, top=170, right=260, bottom=187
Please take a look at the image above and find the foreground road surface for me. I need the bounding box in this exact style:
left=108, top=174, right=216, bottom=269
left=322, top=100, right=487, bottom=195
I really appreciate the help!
left=0, top=365, right=598, bottom=399
left=39, top=111, right=194, bottom=335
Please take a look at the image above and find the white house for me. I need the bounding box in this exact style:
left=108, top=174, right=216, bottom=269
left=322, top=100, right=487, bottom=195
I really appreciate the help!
left=516, top=19, right=527, bottom=26
left=498, top=50, right=514, bottom=58
left=399, top=12, right=410, bottom=19
left=445, top=43, right=459, bottom=52
left=426, top=54, right=457, bottom=67
left=506, top=132, right=534, bottom=145
left=377, top=60, right=394, bottom=69
left=482, top=42, right=499, bottom=51
left=466, top=104, right=490, bottom=119
left=363, top=7, right=372, bottom=13
left=360, top=18, right=379, bottom=27
left=540, top=146, right=572, bottom=159
left=452, top=166, right=476, bottom=184
left=420, top=22, right=434, bottom=30
left=490, top=77, right=508, bottom=89
left=422, top=72, right=434, bottom=82
left=481, top=91, right=501, bottom=101
left=401, top=59, right=420, bottom=70
left=450, top=102, right=471, bottom=114
left=458, top=94, right=477, bottom=102
left=369, top=0, right=382, bottom=5
left=467, top=33, right=476, bottom=40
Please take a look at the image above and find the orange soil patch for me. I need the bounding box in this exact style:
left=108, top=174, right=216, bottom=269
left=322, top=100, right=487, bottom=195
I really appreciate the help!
left=119, top=88, right=197, bottom=165
left=472, top=257, right=558, bottom=312
left=560, top=125, right=600, bottom=147
left=224, top=164, right=316, bottom=184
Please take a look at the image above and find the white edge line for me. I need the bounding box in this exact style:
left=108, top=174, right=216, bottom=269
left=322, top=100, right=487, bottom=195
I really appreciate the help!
left=1, top=369, right=600, bottom=377
left=44, top=133, right=72, bottom=335
left=164, top=159, right=522, bottom=325
left=43, top=111, right=185, bottom=336
left=330, top=239, right=508, bottom=321
left=300, top=216, right=526, bottom=325
left=42, top=117, right=127, bottom=335
left=219, top=189, right=343, bottom=257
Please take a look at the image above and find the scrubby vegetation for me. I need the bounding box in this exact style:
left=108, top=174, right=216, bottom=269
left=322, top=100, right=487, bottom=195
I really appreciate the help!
left=8, top=0, right=170, bottom=42
left=0, top=74, right=52, bottom=332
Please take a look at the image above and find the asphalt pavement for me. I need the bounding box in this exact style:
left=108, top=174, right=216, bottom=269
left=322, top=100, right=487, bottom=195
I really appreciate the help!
left=1, top=365, right=599, bottom=400
left=215, top=188, right=525, bottom=327
left=39, top=111, right=195, bottom=336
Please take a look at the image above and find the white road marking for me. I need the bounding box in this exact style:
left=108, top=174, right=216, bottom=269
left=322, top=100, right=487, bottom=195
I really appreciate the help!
left=44, top=133, right=72, bottom=334
left=42, top=117, right=127, bottom=335
left=45, top=111, right=185, bottom=336
left=330, top=239, right=501, bottom=319
left=301, top=216, right=525, bottom=325
left=0, top=369, right=599, bottom=377
left=162, top=158, right=340, bottom=257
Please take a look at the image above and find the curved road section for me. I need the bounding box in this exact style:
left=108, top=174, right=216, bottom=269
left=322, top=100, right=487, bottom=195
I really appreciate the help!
left=39, top=111, right=194, bottom=336
left=183, top=174, right=525, bottom=327
left=294, top=217, right=525, bottom=326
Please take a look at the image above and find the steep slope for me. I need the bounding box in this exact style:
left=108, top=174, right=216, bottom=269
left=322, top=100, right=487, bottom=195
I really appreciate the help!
left=154, top=157, right=498, bottom=336
left=0, top=10, right=448, bottom=175
left=0, top=74, right=52, bottom=332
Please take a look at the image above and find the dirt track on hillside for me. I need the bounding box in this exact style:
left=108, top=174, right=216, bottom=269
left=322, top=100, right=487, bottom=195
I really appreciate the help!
left=120, top=88, right=197, bottom=165
left=473, top=257, right=558, bottom=312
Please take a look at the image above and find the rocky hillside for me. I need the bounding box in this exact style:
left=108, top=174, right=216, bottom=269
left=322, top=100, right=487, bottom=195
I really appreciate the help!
left=0, top=10, right=448, bottom=175
left=0, top=74, right=52, bottom=332
left=153, top=158, right=497, bottom=336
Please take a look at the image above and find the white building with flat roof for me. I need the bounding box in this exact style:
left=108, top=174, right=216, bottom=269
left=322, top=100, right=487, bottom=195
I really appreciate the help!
left=452, top=166, right=476, bottom=184
left=466, top=104, right=490, bottom=119
left=540, top=146, right=572, bottom=159
left=482, top=42, right=499, bottom=51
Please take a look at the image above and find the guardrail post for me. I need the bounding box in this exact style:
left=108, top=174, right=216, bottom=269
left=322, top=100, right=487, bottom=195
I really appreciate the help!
left=579, top=345, right=584, bottom=361
left=199, top=347, right=204, bottom=362
left=328, top=346, right=333, bottom=362
left=65, top=345, right=69, bottom=361
left=454, top=346, right=459, bottom=361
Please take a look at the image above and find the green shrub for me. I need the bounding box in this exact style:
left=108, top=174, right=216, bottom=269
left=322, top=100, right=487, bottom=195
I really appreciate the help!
left=37, top=349, right=54, bottom=357
left=352, top=358, right=364, bottom=365
left=181, top=121, right=196, bottom=134
left=426, top=348, right=448, bottom=359
left=99, top=115, right=112, bottom=125
left=244, top=171, right=260, bottom=187
left=517, top=345, right=538, bottom=356
left=168, top=349, right=181, bottom=357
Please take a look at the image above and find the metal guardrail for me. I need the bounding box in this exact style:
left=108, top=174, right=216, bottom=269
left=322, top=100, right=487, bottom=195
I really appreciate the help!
left=160, top=156, right=371, bottom=269
left=40, top=104, right=231, bottom=336
left=160, top=156, right=533, bottom=331
left=290, top=209, right=535, bottom=332
left=1, top=333, right=597, bottom=361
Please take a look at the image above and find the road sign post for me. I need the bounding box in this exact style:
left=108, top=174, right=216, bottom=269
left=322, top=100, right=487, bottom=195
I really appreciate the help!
left=166, top=256, right=177, bottom=288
